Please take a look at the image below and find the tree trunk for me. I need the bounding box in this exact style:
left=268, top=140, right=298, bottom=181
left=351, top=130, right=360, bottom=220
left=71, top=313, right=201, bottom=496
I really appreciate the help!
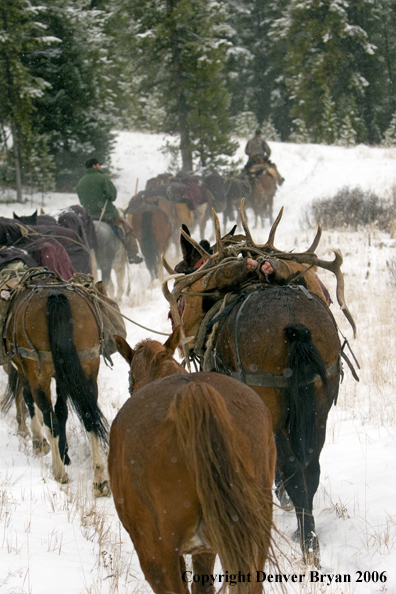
left=166, top=0, right=193, bottom=171
left=11, top=119, right=23, bottom=203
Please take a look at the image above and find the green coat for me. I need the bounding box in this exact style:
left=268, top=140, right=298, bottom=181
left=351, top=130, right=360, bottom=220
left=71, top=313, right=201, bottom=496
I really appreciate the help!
left=76, top=168, right=119, bottom=220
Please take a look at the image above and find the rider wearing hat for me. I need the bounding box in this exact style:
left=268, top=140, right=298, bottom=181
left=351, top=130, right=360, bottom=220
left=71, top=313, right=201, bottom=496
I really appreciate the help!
left=77, top=157, right=142, bottom=263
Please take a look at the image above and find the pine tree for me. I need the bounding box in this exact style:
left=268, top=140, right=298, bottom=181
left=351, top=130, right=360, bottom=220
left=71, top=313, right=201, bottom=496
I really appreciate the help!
left=382, top=113, right=396, bottom=147
left=289, top=119, right=311, bottom=144
left=27, top=0, right=116, bottom=190
left=231, top=111, right=259, bottom=138
left=320, top=87, right=338, bottom=145
left=226, top=0, right=291, bottom=139
left=260, top=118, right=281, bottom=142
left=275, top=0, right=378, bottom=143
left=338, top=115, right=357, bottom=147
left=111, top=0, right=237, bottom=170
left=0, top=0, right=56, bottom=200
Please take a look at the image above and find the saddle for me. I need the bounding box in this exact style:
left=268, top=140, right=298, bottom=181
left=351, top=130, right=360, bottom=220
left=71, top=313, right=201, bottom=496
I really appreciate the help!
left=0, top=268, right=127, bottom=367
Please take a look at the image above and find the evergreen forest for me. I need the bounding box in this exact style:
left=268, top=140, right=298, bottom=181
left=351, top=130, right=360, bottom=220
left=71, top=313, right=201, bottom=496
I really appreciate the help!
left=1, top=0, right=396, bottom=195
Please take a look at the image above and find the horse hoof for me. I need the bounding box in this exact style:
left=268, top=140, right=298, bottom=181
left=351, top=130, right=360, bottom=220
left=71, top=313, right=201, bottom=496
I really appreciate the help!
left=32, top=438, right=50, bottom=456
left=17, top=427, right=30, bottom=439
left=304, top=547, right=321, bottom=569
left=275, top=486, right=293, bottom=509
left=292, top=528, right=300, bottom=542
left=55, top=471, right=69, bottom=484
left=93, top=480, right=111, bottom=498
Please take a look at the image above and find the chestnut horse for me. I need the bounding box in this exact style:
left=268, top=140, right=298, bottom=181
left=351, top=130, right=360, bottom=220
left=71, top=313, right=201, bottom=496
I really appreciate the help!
left=3, top=272, right=109, bottom=494
left=129, top=204, right=173, bottom=279
left=250, top=169, right=277, bottom=226
left=109, top=327, right=276, bottom=594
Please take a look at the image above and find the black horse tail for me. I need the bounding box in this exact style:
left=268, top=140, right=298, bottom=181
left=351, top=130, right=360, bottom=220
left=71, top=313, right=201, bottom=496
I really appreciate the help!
left=283, top=323, right=327, bottom=467
left=46, top=291, right=109, bottom=445
left=141, top=210, right=158, bottom=278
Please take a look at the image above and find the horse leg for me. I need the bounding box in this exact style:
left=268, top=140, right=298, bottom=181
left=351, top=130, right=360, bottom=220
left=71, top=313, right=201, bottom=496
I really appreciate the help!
left=275, top=431, right=320, bottom=567
left=29, top=374, right=69, bottom=483
left=138, top=547, right=189, bottom=594
left=191, top=553, right=216, bottom=594
left=23, top=386, right=50, bottom=455
left=274, top=469, right=292, bottom=508
left=15, top=385, right=29, bottom=438
left=83, top=366, right=110, bottom=497
left=113, top=243, right=126, bottom=300
left=305, top=457, right=321, bottom=513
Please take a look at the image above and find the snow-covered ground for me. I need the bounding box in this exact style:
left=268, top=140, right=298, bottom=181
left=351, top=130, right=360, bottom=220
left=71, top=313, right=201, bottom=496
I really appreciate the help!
left=1, top=131, right=396, bottom=593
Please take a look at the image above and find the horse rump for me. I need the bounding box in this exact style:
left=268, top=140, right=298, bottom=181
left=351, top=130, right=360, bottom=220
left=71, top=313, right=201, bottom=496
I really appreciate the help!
left=167, top=381, right=274, bottom=581
left=46, top=291, right=108, bottom=444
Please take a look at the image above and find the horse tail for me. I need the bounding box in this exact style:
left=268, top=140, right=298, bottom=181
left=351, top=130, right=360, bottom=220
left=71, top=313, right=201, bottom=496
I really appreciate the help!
left=46, top=291, right=109, bottom=444
left=283, top=323, right=328, bottom=466
left=2, top=363, right=19, bottom=413
left=141, top=210, right=158, bottom=277
left=167, top=383, right=272, bottom=591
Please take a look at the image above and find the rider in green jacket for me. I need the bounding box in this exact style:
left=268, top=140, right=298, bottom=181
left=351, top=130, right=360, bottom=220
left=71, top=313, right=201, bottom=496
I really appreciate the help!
left=77, top=158, right=119, bottom=221
left=77, top=157, right=142, bottom=263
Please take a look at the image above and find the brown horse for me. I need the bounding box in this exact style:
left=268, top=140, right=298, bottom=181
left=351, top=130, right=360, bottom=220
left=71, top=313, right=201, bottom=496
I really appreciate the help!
left=109, top=327, right=276, bottom=594
left=3, top=272, right=109, bottom=495
left=129, top=202, right=173, bottom=279
left=250, top=169, right=277, bottom=226
left=162, top=209, right=354, bottom=567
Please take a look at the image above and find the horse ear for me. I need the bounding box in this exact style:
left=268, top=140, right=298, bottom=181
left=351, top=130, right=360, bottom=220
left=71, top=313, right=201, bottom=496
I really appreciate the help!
left=40, top=208, right=45, bottom=214
left=163, top=326, right=181, bottom=354
left=33, top=210, right=38, bottom=217
left=13, top=212, right=20, bottom=220
left=180, top=225, right=194, bottom=261
left=114, top=335, right=135, bottom=365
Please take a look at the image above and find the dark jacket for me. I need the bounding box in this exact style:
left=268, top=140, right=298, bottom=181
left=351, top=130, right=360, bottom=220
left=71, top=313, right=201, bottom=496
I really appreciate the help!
left=245, top=136, right=271, bottom=160
left=76, top=168, right=119, bottom=220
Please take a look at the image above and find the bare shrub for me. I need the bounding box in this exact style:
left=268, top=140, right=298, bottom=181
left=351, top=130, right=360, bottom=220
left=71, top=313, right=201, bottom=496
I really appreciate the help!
left=307, top=186, right=396, bottom=231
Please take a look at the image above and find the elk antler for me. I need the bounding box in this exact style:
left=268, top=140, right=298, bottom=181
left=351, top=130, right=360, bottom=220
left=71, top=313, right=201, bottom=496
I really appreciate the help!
left=270, top=249, right=357, bottom=337
left=162, top=273, right=192, bottom=370
left=161, top=253, right=176, bottom=275
left=212, top=208, right=224, bottom=257
left=305, top=223, right=322, bottom=253
left=239, top=198, right=257, bottom=247
left=264, top=207, right=284, bottom=250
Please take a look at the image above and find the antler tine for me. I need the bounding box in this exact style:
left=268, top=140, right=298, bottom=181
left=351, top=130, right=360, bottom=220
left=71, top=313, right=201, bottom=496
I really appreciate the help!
left=265, top=207, right=284, bottom=248
left=316, top=249, right=357, bottom=338
left=239, top=198, right=256, bottom=247
left=305, top=223, right=322, bottom=253
left=180, top=228, right=211, bottom=260
left=161, top=253, right=176, bottom=275
left=212, top=208, right=224, bottom=256
left=270, top=249, right=357, bottom=337
left=161, top=275, right=192, bottom=371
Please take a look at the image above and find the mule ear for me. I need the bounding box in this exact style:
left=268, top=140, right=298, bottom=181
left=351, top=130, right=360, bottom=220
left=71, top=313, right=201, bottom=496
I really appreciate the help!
left=180, top=224, right=196, bottom=263
left=163, top=326, right=181, bottom=354
left=114, top=335, right=135, bottom=365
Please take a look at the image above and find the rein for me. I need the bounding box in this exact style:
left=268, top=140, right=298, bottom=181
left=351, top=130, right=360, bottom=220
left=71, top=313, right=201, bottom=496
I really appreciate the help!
left=93, top=293, right=170, bottom=337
